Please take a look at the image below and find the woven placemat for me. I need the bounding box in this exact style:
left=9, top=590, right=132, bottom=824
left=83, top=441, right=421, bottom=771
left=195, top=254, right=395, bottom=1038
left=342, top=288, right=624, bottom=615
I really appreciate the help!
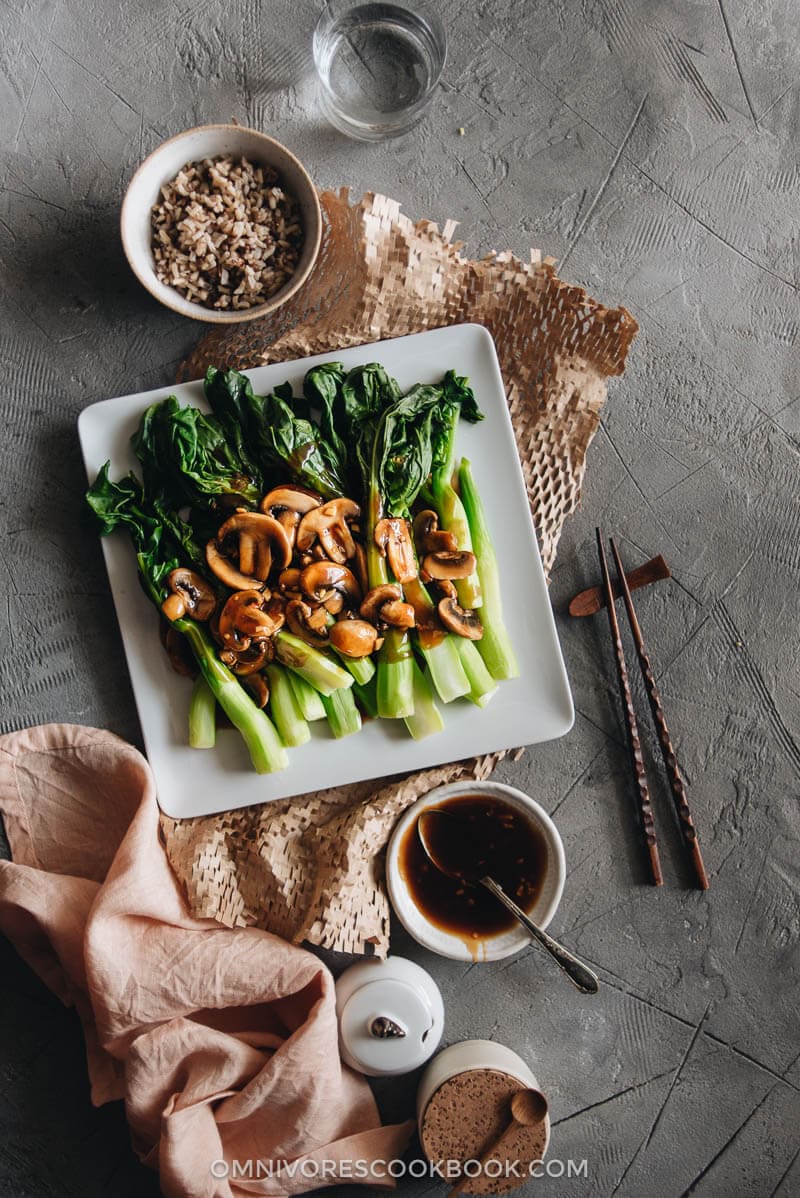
left=161, top=189, right=638, bottom=955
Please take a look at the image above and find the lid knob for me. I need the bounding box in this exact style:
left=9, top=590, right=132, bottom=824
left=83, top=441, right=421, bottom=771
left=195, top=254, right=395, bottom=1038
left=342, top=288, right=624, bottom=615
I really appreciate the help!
left=370, top=1015, right=408, bottom=1039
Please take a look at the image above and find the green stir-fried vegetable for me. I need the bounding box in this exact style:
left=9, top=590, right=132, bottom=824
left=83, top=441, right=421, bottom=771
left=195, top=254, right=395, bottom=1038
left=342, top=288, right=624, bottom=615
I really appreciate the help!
left=85, top=357, right=517, bottom=772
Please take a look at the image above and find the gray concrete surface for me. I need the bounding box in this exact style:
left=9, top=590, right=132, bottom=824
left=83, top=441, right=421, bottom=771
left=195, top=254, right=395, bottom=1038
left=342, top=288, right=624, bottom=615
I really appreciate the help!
left=1, top=0, right=799, bottom=1194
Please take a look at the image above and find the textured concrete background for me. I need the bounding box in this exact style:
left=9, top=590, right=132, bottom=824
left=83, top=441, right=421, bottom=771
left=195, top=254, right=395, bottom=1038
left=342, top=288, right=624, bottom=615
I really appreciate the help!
left=1, top=0, right=799, bottom=1194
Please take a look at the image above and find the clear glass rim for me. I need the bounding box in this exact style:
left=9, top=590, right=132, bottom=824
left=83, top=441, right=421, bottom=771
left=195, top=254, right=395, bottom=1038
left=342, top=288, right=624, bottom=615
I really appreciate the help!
left=312, top=0, right=448, bottom=96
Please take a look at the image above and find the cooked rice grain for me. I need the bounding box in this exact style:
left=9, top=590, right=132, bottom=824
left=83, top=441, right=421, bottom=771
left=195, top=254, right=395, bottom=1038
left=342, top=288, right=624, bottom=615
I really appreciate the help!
left=151, top=155, right=304, bottom=311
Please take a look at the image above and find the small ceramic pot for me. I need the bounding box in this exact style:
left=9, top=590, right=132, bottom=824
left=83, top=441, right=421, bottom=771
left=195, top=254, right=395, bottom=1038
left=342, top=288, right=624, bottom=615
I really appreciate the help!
left=417, top=1040, right=551, bottom=1187
left=335, top=956, right=444, bottom=1077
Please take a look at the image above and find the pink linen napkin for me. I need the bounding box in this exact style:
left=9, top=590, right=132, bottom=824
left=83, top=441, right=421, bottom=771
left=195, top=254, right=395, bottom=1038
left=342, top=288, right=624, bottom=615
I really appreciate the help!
left=0, top=724, right=414, bottom=1197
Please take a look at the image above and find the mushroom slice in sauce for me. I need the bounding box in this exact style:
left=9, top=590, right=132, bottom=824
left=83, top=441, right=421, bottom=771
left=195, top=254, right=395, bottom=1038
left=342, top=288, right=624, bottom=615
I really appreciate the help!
left=379, top=599, right=415, bottom=629
left=296, top=498, right=361, bottom=564
left=300, top=561, right=361, bottom=607
left=260, top=485, right=322, bottom=549
left=161, top=568, right=217, bottom=623
left=438, top=597, right=483, bottom=640
left=324, top=591, right=345, bottom=616
left=278, top=567, right=302, bottom=597
left=412, top=509, right=458, bottom=555
left=329, top=618, right=379, bottom=658
left=359, top=583, right=403, bottom=624
left=207, top=512, right=291, bottom=589
left=374, top=517, right=417, bottom=583
left=285, top=598, right=329, bottom=649
left=358, top=584, right=416, bottom=629
left=243, top=673, right=269, bottom=708
left=219, top=590, right=281, bottom=643
left=264, top=595, right=287, bottom=632
left=422, top=550, right=477, bottom=580
left=231, top=639, right=274, bottom=675
left=159, top=618, right=197, bottom=677
left=306, top=604, right=329, bottom=635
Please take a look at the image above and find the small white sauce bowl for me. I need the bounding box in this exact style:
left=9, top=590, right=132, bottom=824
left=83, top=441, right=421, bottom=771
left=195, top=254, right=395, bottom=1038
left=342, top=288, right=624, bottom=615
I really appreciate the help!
left=120, top=123, right=322, bottom=324
left=386, top=780, right=566, bottom=963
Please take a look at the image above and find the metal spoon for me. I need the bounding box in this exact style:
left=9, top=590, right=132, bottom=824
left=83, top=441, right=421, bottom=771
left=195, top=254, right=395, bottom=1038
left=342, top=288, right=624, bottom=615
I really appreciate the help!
left=450, top=1088, right=549, bottom=1196
left=417, top=810, right=599, bottom=994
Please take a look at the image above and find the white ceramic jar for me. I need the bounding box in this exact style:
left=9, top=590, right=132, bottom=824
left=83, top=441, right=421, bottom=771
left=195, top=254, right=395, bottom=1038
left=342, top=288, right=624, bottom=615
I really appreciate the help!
left=335, top=956, right=445, bottom=1076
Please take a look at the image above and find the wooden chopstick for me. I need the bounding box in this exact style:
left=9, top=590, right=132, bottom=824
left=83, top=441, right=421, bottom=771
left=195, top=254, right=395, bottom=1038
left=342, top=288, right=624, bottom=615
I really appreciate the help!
left=595, top=529, right=663, bottom=886
left=609, top=538, right=709, bottom=890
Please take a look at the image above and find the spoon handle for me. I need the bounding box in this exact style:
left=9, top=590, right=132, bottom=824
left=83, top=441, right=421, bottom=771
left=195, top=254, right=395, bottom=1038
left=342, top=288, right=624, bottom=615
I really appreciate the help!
left=449, top=1121, right=520, bottom=1197
left=480, top=876, right=599, bottom=994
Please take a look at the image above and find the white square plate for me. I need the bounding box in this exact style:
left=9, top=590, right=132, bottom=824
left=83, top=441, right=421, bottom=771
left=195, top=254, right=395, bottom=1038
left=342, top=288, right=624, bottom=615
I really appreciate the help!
left=78, top=324, right=573, bottom=817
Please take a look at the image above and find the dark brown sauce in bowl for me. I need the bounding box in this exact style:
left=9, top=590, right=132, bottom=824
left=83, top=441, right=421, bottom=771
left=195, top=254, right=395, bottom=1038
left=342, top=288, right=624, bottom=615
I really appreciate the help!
left=397, top=793, right=549, bottom=941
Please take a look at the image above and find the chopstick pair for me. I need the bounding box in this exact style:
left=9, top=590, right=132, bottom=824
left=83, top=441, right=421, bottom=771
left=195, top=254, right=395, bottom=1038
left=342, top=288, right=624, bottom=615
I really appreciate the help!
left=595, top=530, right=709, bottom=890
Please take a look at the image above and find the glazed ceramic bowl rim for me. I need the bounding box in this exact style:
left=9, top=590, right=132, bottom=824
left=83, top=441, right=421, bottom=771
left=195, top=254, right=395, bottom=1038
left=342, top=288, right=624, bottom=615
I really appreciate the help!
left=120, top=123, right=322, bottom=324
left=385, top=780, right=566, bottom=963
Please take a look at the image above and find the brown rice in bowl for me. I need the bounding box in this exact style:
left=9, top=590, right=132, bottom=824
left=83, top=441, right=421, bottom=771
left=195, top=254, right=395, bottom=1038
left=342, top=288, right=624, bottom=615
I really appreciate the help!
left=151, top=155, right=304, bottom=312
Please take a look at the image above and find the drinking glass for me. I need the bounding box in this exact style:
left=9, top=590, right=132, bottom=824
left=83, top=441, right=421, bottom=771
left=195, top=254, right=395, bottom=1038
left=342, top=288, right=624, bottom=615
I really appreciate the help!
left=313, top=0, right=447, bottom=141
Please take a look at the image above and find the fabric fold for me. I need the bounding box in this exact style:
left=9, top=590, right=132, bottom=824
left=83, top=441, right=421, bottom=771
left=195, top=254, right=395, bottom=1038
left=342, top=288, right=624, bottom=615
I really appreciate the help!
left=0, top=724, right=413, bottom=1197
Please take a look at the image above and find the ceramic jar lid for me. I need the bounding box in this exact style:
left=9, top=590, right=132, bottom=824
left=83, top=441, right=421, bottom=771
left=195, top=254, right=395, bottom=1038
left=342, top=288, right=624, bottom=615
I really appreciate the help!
left=335, top=956, right=444, bottom=1076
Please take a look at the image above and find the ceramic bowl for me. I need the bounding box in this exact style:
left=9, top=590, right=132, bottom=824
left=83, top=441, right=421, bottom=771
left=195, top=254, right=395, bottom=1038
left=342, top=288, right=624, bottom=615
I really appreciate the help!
left=385, top=780, right=566, bottom=963
left=120, top=123, right=322, bottom=323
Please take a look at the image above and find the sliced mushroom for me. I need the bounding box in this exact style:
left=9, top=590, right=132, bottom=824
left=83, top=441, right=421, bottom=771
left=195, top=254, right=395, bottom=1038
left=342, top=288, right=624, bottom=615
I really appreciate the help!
left=422, top=550, right=477, bottom=580
left=306, top=604, right=330, bottom=635
left=219, top=590, right=281, bottom=645
left=412, top=510, right=458, bottom=555
left=380, top=599, right=415, bottom=629
left=438, top=597, right=484, bottom=640
left=158, top=618, right=197, bottom=677
left=374, top=517, right=417, bottom=583
left=207, top=512, right=291, bottom=590
left=286, top=598, right=329, bottom=649
left=324, top=591, right=345, bottom=616
left=264, top=595, right=287, bottom=632
left=243, top=673, right=269, bottom=708
left=161, top=568, right=217, bottom=623
left=296, top=498, right=361, bottom=564
left=161, top=593, right=186, bottom=623
left=412, top=510, right=436, bottom=548
left=278, top=567, right=302, bottom=596
left=356, top=584, right=414, bottom=629
left=329, top=618, right=380, bottom=658
left=402, top=577, right=444, bottom=639
left=260, top=485, right=322, bottom=549
left=231, top=640, right=274, bottom=674
left=360, top=583, right=403, bottom=624
left=300, top=561, right=361, bottom=607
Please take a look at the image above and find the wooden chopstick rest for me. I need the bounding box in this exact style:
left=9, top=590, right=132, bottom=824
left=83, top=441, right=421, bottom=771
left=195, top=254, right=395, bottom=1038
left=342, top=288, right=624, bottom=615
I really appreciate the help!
left=569, top=554, right=671, bottom=617
left=595, top=529, right=664, bottom=886
left=609, top=538, right=709, bottom=890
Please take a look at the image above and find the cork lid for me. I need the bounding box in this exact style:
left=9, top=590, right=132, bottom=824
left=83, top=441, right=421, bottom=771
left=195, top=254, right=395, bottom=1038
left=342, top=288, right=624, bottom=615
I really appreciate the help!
left=420, top=1068, right=550, bottom=1194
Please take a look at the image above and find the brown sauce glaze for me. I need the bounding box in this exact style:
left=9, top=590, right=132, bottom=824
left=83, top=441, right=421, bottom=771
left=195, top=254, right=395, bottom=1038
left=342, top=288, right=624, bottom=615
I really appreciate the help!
left=398, top=793, right=548, bottom=940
